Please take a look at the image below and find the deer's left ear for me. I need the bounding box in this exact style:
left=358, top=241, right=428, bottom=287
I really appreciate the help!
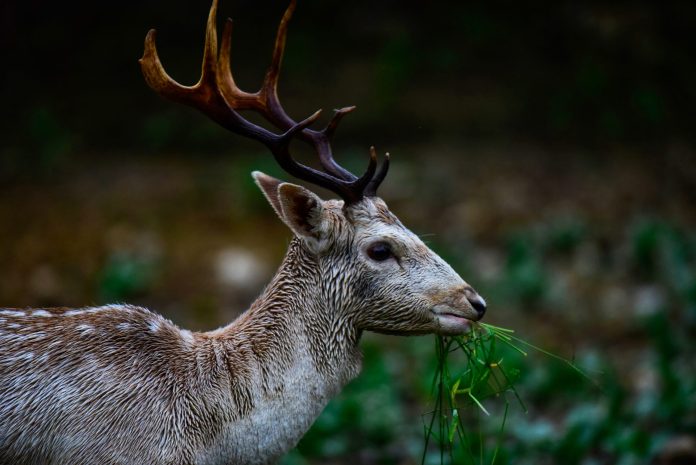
left=253, top=171, right=329, bottom=250
left=276, top=183, right=328, bottom=250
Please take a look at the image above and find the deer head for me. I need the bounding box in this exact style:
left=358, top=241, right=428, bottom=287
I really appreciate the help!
left=140, top=0, right=486, bottom=337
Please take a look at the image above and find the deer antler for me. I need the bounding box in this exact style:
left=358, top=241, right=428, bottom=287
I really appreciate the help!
left=140, top=0, right=389, bottom=203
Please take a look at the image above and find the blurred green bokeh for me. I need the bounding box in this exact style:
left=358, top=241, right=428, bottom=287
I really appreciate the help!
left=1, top=0, right=695, bottom=464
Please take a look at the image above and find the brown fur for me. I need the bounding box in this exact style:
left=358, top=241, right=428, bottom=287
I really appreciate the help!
left=0, top=180, right=485, bottom=465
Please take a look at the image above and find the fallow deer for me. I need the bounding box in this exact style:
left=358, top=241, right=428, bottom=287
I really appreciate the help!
left=0, top=1, right=486, bottom=464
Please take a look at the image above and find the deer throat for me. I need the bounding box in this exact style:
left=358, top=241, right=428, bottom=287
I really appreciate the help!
left=200, top=333, right=359, bottom=464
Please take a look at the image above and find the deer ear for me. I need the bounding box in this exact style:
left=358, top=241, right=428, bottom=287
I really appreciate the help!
left=276, top=183, right=327, bottom=247
left=252, top=171, right=285, bottom=218
left=253, top=171, right=328, bottom=248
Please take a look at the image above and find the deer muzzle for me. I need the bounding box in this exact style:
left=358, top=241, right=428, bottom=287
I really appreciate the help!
left=429, top=286, right=486, bottom=335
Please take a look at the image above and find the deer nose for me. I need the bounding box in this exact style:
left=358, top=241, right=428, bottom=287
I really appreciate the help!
left=464, top=287, right=486, bottom=319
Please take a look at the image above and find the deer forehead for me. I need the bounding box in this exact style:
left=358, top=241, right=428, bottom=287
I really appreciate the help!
left=332, top=198, right=431, bottom=256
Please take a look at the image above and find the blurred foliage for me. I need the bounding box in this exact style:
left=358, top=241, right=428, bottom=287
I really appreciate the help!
left=1, top=0, right=696, bottom=464
left=98, top=251, right=159, bottom=303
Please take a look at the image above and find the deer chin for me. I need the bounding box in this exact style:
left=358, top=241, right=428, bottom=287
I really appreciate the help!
left=430, top=305, right=476, bottom=336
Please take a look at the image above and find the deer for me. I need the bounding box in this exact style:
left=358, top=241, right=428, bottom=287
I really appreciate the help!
left=0, top=1, right=487, bottom=464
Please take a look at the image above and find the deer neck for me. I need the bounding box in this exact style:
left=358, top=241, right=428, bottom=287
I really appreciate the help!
left=199, top=239, right=361, bottom=463
left=231, top=239, right=362, bottom=381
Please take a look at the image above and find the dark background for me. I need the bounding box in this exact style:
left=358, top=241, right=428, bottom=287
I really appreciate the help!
left=1, top=1, right=695, bottom=464
left=3, top=1, right=695, bottom=155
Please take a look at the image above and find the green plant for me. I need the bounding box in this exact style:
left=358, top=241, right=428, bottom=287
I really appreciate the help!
left=423, top=323, right=590, bottom=465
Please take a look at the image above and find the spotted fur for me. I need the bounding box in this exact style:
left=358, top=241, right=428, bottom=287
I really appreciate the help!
left=0, top=173, right=485, bottom=465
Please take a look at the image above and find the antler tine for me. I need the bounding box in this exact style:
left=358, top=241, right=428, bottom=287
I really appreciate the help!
left=281, top=110, right=356, bottom=183
left=322, top=106, right=356, bottom=140
left=141, top=0, right=219, bottom=105
left=141, top=0, right=283, bottom=145
left=270, top=118, right=379, bottom=204
left=218, top=19, right=258, bottom=109
left=307, top=107, right=359, bottom=182
left=219, top=1, right=343, bottom=172
left=141, top=30, right=198, bottom=105
left=353, top=146, right=379, bottom=193
left=217, top=0, right=355, bottom=184
left=261, top=0, right=296, bottom=118
left=271, top=122, right=377, bottom=204
left=255, top=0, right=361, bottom=183
left=200, top=0, right=221, bottom=87
left=364, top=151, right=390, bottom=197
left=142, top=0, right=391, bottom=204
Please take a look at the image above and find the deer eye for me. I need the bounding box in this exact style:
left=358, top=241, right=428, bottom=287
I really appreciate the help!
left=366, top=242, right=394, bottom=262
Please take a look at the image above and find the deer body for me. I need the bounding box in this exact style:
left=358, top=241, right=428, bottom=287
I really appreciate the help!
left=0, top=198, right=481, bottom=464
left=0, top=243, right=356, bottom=465
left=0, top=302, right=348, bottom=465
left=1, top=0, right=488, bottom=462
left=0, top=235, right=359, bottom=465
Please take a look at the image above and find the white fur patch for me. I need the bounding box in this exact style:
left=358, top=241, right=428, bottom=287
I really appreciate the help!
left=0, top=310, right=25, bottom=317
left=63, top=307, right=106, bottom=317
left=86, top=307, right=106, bottom=314
left=25, top=332, right=47, bottom=341
left=180, top=329, right=194, bottom=346
left=148, top=319, right=161, bottom=333
left=75, top=324, right=93, bottom=335
left=18, top=352, right=34, bottom=361
left=64, top=309, right=85, bottom=317
left=31, top=310, right=53, bottom=317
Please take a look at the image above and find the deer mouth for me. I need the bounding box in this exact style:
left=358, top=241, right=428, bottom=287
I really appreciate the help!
left=430, top=305, right=475, bottom=335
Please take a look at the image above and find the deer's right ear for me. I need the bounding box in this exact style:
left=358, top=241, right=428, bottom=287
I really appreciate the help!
left=253, top=171, right=328, bottom=249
